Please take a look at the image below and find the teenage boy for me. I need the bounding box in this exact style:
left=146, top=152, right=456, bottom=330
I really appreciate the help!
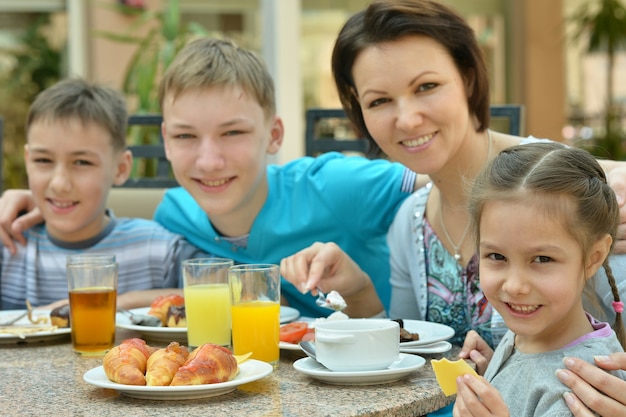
left=0, top=78, right=205, bottom=310
left=154, top=38, right=416, bottom=318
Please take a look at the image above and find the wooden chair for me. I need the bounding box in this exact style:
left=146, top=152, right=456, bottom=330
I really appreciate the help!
left=305, top=105, right=525, bottom=158
left=121, top=114, right=178, bottom=188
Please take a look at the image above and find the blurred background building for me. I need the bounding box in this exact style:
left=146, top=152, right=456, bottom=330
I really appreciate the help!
left=0, top=0, right=623, bottom=189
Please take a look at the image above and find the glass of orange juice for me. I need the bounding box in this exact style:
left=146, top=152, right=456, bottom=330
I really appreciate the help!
left=66, top=254, right=118, bottom=356
left=182, top=258, right=234, bottom=349
left=229, top=264, right=281, bottom=368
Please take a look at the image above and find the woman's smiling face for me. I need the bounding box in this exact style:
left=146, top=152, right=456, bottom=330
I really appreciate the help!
left=352, top=35, right=474, bottom=174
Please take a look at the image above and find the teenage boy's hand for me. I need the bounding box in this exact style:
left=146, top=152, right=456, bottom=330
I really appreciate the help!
left=557, top=354, right=626, bottom=417
left=458, top=330, right=494, bottom=375
left=607, top=168, right=626, bottom=254
left=0, top=189, right=42, bottom=254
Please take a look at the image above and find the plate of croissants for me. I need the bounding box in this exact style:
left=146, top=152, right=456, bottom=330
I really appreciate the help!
left=83, top=338, right=273, bottom=400
left=115, top=294, right=301, bottom=343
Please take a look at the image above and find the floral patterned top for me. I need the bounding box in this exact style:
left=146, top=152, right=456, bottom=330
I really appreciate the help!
left=423, top=219, right=493, bottom=347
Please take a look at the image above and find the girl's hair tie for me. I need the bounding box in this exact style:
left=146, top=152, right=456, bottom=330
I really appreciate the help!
left=612, top=301, right=624, bottom=314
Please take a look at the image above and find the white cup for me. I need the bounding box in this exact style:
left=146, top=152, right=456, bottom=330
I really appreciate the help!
left=315, top=319, right=400, bottom=372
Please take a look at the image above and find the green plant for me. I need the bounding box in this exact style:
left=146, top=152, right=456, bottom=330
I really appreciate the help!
left=96, top=0, right=210, bottom=179
left=570, top=0, right=626, bottom=159
left=0, top=14, right=62, bottom=190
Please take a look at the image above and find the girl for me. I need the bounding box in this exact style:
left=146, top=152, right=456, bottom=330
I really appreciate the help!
left=454, top=142, right=626, bottom=416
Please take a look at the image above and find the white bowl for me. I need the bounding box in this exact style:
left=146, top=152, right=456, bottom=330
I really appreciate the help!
left=315, top=319, right=399, bottom=372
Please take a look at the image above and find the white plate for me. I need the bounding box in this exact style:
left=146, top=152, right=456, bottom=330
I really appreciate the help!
left=116, top=306, right=301, bottom=343
left=83, top=359, right=273, bottom=400
left=279, top=340, right=301, bottom=351
left=293, top=353, right=425, bottom=385
left=116, top=307, right=187, bottom=343
left=280, top=306, right=300, bottom=323
left=399, top=320, right=455, bottom=347
left=400, top=341, right=452, bottom=354
left=0, top=310, right=71, bottom=344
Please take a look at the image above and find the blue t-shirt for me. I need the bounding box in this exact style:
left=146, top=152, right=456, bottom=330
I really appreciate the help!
left=154, top=152, right=413, bottom=317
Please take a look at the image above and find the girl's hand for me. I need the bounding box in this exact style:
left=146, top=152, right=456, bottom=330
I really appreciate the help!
left=458, top=330, right=494, bottom=375
left=453, top=374, right=510, bottom=417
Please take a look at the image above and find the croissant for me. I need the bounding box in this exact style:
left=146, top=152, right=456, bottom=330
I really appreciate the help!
left=147, top=294, right=185, bottom=326
left=170, top=343, right=238, bottom=386
left=145, top=342, right=189, bottom=386
left=103, top=338, right=155, bottom=385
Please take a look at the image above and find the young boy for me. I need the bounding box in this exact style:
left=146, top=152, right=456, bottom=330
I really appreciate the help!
left=0, top=78, right=205, bottom=310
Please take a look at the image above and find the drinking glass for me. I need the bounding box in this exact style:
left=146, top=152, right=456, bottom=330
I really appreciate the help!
left=66, top=254, right=118, bottom=356
left=229, top=264, right=281, bottom=367
left=182, top=258, right=234, bottom=348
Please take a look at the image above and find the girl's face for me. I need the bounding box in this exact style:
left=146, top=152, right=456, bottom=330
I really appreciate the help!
left=478, top=198, right=608, bottom=352
left=352, top=35, right=475, bottom=174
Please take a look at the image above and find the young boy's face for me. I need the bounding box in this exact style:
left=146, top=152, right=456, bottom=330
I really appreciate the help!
left=25, top=118, right=131, bottom=242
left=161, top=86, right=283, bottom=235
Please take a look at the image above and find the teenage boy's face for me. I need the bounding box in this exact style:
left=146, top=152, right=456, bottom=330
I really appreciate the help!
left=161, top=86, right=283, bottom=234
left=24, top=118, right=131, bottom=242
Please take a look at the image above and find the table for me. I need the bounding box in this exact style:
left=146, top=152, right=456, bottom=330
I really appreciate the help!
left=0, top=329, right=456, bottom=416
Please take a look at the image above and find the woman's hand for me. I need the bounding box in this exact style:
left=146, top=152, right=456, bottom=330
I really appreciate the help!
left=605, top=166, right=626, bottom=253
left=557, top=353, right=626, bottom=417
left=453, top=374, right=510, bottom=417
left=280, top=242, right=384, bottom=317
left=458, top=330, right=494, bottom=375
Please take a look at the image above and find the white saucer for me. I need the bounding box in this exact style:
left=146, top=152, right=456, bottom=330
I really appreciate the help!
left=400, top=341, right=452, bottom=355
left=293, top=353, right=425, bottom=385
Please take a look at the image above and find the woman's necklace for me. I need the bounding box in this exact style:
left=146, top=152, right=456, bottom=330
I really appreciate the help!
left=438, top=130, right=492, bottom=263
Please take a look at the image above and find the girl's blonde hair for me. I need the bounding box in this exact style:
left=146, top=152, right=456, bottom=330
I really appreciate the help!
left=469, top=142, right=626, bottom=348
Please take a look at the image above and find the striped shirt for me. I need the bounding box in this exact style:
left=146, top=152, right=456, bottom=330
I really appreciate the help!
left=1, top=212, right=207, bottom=310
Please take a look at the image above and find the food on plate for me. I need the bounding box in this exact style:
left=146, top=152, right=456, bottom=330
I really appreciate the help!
left=166, top=305, right=187, bottom=328
left=392, top=319, right=420, bottom=342
left=50, top=304, right=71, bottom=328
left=26, top=299, right=49, bottom=324
left=145, top=342, right=189, bottom=386
left=311, top=310, right=350, bottom=326
left=171, top=343, right=238, bottom=386
left=147, top=294, right=185, bottom=326
left=279, top=322, right=310, bottom=344
left=431, top=358, right=478, bottom=396
left=103, top=340, right=240, bottom=386
left=103, top=338, right=156, bottom=385
left=324, top=290, right=347, bottom=311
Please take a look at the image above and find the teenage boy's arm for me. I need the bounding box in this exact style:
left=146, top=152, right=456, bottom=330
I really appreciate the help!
left=604, top=164, right=626, bottom=253
left=0, top=189, right=42, bottom=254
left=39, top=289, right=184, bottom=311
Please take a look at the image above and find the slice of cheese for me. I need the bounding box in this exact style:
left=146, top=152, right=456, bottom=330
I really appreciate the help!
left=431, top=358, right=479, bottom=396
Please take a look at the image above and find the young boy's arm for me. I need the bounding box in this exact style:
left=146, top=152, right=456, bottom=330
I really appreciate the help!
left=117, top=288, right=183, bottom=310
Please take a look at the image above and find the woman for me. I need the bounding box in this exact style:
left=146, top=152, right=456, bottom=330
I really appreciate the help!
left=280, top=1, right=626, bottom=415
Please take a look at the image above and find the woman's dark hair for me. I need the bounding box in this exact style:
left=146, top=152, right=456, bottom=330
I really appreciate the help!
left=332, top=0, right=490, bottom=154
